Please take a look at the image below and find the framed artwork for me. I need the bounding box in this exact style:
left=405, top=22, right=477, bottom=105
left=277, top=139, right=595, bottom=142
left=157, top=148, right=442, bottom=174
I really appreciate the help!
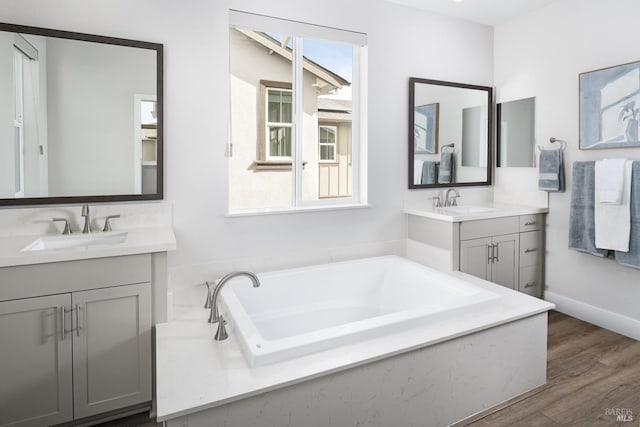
left=414, top=102, right=439, bottom=154
left=580, top=60, right=640, bottom=149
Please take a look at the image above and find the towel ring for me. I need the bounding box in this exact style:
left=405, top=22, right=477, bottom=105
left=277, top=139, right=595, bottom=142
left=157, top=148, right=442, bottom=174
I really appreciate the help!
left=441, top=143, right=456, bottom=153
left=537, top=137, right=566, bottom=152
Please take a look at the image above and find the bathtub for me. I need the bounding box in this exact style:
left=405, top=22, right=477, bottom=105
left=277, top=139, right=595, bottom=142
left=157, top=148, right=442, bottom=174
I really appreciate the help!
left=219, top=255, right=500, bottom=367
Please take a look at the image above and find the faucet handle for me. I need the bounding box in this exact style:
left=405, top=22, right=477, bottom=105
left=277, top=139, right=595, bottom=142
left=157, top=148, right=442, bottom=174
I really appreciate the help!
left=214, top=316, right=228, bottom=341
left=204, top=281, right=213, bottom=309
left=102, top=214, right=120, bottom=232
left=53, top=218, right=72, bottom=235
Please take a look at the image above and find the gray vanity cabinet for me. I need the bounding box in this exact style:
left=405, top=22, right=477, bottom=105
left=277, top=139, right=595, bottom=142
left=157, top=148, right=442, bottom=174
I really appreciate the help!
left=0, top=294, right=73, bottom=427
left=0, top=255, right=153, bottom=427
left=460, top=233, right=519, bottom=289
left=407, top=212, right=544, bottom=297
left=72, top=283, right=152, bottom=419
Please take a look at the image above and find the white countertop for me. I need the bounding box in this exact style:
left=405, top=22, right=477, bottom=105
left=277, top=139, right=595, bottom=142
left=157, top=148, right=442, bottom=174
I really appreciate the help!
left=0, top=226, right=176, bottom=267
left=155, top=272, right=554, bottom=422
left=404, top=202, right=548, bottom=222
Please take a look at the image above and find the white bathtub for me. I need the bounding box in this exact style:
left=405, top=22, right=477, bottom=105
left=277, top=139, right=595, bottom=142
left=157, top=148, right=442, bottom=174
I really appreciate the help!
left=219, top=255, right=500, bottom=367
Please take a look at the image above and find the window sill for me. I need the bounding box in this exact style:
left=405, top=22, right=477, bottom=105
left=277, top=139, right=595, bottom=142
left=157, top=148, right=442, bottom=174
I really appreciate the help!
left=225, top=203, right=372, bottom=218
left=252, top=160, right=307, bottom=171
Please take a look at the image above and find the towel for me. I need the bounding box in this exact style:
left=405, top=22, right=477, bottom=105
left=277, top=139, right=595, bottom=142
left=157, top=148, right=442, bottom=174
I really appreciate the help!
left=597, top=158, right=626, bottom=204
left=538, top=149, right=565, bottom=192
left=421, top=161, right=437, bottom=185
left=568, top=161, right=608, bottom=257
left=595, top=159, right=632, bottom=251
left=438, top=152, right=455, bottom=184
left=616, top=161, right=640, bottom=269
left=414, top=160, right=424, bottom=185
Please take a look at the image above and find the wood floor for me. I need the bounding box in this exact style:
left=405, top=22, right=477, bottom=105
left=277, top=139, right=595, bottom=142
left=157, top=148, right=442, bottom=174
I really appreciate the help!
left=100, top=311, right=640, bottom=427
left=467, top=311, right=640, bottom=427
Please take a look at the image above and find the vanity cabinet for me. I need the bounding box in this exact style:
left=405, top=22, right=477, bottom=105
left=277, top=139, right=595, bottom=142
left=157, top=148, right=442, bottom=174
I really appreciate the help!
left=0, top=255, right=152, bottom=427
left=460, top=234, right=519, bottom=289
left=407, top=212, right=545, bottom=297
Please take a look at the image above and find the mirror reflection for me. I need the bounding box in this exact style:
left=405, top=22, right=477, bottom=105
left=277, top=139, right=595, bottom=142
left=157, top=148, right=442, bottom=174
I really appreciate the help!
left=409, top=78, right=492, bottom=189
left=497, top=97, right=535, bottom=167
left=0, top=24, right=162, bottom=204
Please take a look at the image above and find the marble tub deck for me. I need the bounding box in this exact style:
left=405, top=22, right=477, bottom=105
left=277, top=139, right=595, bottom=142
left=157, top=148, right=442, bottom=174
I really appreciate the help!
left=156, top=270, right=553, bottom=425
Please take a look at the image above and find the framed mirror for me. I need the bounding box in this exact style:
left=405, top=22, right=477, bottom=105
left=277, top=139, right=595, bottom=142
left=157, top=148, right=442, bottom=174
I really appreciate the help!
left=497, top=97, right=535, bottom=167
left=0, top=23, right=163, bottom=206
left=409, top=77, right=492, bottom=189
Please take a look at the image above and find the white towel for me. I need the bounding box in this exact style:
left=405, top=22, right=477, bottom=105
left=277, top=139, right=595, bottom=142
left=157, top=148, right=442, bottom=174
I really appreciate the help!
left=595, top=159, right=632, bottom=251
left=597, top=158, right=627, bottom=204
left=414, top=160, right=424, bottom=185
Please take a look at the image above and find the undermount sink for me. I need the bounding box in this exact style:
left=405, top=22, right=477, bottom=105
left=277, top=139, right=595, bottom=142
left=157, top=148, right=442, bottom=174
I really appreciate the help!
left=438, top=206, right=496, bottom=215
left=21, top=231, right=128, bottom=252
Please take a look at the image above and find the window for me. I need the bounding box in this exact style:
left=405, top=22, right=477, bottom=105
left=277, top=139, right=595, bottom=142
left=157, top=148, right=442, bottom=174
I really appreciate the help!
left=318, top=125, right=336, bottom=162
left=266, top=88, right=292, bottom=159
left=228, top=11, right=367, bottom=213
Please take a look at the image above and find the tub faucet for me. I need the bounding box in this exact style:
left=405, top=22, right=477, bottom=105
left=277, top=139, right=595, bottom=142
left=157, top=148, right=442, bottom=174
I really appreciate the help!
left=209, top=271, right=261, bottom=341
left=444, top=189, right=460, bottom=207
left=81, top=204, right=91, bottom=233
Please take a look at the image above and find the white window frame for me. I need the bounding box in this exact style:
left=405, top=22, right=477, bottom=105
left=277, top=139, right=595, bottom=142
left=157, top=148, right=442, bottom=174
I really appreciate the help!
left=318, top=125, right=337, bottom=163
left=13, top=48, right=25, bottom=198
left=229, top=10, right=368, bottom=213
left=265, top=87, right=293, bottom=160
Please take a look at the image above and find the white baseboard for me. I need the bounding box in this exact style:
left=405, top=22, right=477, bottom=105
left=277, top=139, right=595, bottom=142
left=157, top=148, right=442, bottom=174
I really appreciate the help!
left=545, top=291, right=640, bottom=341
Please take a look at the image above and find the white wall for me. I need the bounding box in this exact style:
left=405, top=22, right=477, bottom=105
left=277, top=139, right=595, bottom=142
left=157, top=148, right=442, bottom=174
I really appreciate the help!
left=495, top=0, right=640, bottom=333
left=0, top=0, right=493, bottom=284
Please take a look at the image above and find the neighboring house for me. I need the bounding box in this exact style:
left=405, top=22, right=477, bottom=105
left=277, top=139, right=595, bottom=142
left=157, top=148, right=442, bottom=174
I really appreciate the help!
left=317, top=98, right=352, bottom=198
left=229, top=28, right=352, bottom=210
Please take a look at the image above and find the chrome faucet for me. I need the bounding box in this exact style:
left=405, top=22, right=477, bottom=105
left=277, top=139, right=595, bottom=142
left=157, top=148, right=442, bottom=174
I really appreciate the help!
left=431, top=190, right=444, bottom=208
left=208, top=271, right=261, bottom=341
left=444, top=189, right=460, bottom=207
left=81, top=205, right=91, bottom=233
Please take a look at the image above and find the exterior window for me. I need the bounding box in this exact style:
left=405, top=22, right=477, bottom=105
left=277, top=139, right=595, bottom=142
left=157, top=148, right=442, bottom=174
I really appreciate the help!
left=318, top=125, right=336, bottom=162
left=266, top=88, right=292, bottom=159
left=229, top=11, right=367, bottom=212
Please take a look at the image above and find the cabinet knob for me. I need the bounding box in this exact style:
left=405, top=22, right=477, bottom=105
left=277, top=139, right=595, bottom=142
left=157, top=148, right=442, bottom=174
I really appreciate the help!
left=524, top=221, right=537, bottom=226
left=525, top=282, right=537, bottom=288
left=524, top=248, right=538, bottom=253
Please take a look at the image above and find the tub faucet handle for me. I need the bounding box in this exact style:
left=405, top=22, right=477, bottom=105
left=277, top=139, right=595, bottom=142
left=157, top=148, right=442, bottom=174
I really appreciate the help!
left=214, top=316, right=228, bottom=341
left=204, top=281, right=213, bottom=309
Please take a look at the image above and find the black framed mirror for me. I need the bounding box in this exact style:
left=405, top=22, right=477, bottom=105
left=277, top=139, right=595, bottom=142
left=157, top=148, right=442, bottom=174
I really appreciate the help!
left=0, top=23, right=163, bottom=206
left=497, top=97, right=535, bottom=167
left=408, top=77, right=492, bottom=189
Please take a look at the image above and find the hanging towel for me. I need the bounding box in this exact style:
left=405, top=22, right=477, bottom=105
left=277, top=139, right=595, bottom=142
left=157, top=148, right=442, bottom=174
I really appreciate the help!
left=538, top=149, right=565, bottom=192
left=438, top=152, right=455, bottom=184
left=421, top=161, right=437, bottom=185
left=568, top=161, right=608, bottom=257
left=414, top=160, right=424, bottom=185
left=595, top=159, right=632, bottom=251
left=616, top=161, right=640, bottom=269
left=597, top=158, right=627, bottom=204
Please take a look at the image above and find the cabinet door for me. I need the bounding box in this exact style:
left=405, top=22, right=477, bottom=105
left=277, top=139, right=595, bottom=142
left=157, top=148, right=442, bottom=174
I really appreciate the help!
left=460, top=237, right=492, bottom=281
left=491, top=233, right=519, bottom=289
left=72, top=283, right=152, bottom=419
left=0, top=294, right=73, bottom=427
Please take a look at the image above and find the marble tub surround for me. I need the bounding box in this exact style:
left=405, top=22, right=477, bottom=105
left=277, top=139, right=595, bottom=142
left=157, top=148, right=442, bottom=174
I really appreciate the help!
left=0, top=202, right=176, bottom=267
left=404, top=201, right=548, bottom=222
left=156, top=271, right=554, bottom=423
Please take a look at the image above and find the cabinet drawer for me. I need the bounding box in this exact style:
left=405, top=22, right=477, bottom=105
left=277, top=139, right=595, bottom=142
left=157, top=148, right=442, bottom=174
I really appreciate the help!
left=460, top=216, right=519, bottom=240
left=520, top=231, right=542, bottom=267
left=519, top=265, right=541, bottom=297
left=520, top=214, right=542, bottom=232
